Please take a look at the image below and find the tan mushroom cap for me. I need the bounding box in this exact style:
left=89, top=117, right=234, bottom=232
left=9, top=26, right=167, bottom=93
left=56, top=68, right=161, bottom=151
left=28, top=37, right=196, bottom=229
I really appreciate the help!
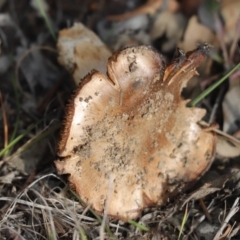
left=55, top=45, right=216, bottom=221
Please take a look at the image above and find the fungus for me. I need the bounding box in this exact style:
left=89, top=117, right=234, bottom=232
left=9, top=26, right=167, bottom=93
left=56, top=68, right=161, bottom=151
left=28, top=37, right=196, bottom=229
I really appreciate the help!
left=55, top=45, right=216, bottom=221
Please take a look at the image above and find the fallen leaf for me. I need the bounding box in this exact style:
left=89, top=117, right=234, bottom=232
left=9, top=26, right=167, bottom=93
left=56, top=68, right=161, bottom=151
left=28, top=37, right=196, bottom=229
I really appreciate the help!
left=8, top=139, right=47, bottom=174
left=55, top=45, right=216, bottom=221
left=195, top=222, right=219, bottom=240
left=223, top=82, right=240, bottom=134
left=106, top=0, right=178, bottom=21
left=16, top=46, right=59, bottom=93
left=178, top=16, right=216, bottom=52
left=151, top=11, right=187, bottom=53
left=57, top=23, right=112, bottom=85
left=180, top=0, right=204, bottom=16
left=104, top=14, right=151, bottom=50
left=200, top=121, right=240, bottom=158
left=0, top=171, right=18, bottom=184
left=221, top=0, right=240, bottom=45
left=216, top=129, right=240, bottom=159
left=180, top=168, right=230, bottom=208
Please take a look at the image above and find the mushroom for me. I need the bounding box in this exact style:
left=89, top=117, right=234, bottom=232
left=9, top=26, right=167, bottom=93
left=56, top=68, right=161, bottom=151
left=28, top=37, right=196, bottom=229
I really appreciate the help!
left=55, top=45, right=216, bottom=221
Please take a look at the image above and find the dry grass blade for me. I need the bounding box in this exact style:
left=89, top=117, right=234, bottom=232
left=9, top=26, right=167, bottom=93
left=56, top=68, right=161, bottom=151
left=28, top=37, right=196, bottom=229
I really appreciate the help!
left=32, top=190, right=57, bottom=240
left=0, top=174, right=59, bottom=225
left=213, top=198, right=240, bottom=240
left=2, top=1, right=240, bottom=238
left=0, top=173, right=107, bottom=239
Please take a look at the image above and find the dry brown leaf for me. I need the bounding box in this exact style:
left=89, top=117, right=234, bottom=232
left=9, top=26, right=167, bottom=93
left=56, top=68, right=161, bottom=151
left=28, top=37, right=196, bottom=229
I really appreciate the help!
left=181, top=169, right=230, bottom=208
left=216, top=130, right=240, bottom=159
left=151, top=11, right=187, bottom=53
left=223, top=82, right=240, bottom=133
left=178, top=16, right=216, bottom=52
left=216, top=135, right=240, bottom=159
left=200, top=121, right=240, bottom=158
left=180, top=0, right=204, bottom=16
left=107, top=0, right=179, bottom=21
left=105, top=14, right=151, bottom=50
left=55, top=45, right=216, bottom=221
left=57, top=23, right=112, bottom=85
left=221, top=0, right=240, bottom=44
left=8, top=139, right=47, bottom=174
left=177, top=15, right=215, bottom=90
left=0, top=171, right=18, bottom=184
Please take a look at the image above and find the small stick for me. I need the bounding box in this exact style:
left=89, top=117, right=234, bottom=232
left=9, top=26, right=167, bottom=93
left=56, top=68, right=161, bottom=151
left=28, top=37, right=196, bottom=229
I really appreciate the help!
left=199, top=199, right=212, bottom=222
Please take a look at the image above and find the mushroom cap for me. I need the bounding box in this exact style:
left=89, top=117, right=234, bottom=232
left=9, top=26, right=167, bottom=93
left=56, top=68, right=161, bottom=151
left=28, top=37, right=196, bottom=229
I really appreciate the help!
left=55, top=45, right=216, bottom=221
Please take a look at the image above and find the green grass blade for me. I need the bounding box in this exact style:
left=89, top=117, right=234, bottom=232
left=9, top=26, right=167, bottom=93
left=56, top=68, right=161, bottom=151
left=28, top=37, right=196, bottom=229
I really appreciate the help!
left=178, top=204, right=189, bottom=240
left=189, top=62, right=240, bottom=107
left=128, top=220, right=149, bottom=232
left=34, top=0, right=56, bottom=40
left=79, top=225, right=88, bottom=240
left=5, top=73, right=21, bottom=156
left=0, top=132, right=25, bottom=157
left=0, top=116, right=47, bottom=157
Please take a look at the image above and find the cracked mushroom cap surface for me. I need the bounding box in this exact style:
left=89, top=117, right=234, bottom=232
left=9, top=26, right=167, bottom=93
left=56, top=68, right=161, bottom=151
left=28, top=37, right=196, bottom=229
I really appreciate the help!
left=55, top=45, right=216, bottom=221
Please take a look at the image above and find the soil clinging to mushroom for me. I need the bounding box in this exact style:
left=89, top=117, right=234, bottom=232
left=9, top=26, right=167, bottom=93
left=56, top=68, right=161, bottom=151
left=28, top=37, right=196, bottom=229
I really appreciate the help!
left=55, top=45, right=216, bottom=221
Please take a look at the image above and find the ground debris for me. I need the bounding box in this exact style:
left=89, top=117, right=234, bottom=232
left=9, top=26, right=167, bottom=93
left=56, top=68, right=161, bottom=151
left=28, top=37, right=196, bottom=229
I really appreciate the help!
left=1, top=0, right=240, bottom=239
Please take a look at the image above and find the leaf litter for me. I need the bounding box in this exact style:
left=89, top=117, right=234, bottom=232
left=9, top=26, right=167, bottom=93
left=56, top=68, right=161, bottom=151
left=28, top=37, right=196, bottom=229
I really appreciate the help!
left=1, top=0, right=240, bottom=239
